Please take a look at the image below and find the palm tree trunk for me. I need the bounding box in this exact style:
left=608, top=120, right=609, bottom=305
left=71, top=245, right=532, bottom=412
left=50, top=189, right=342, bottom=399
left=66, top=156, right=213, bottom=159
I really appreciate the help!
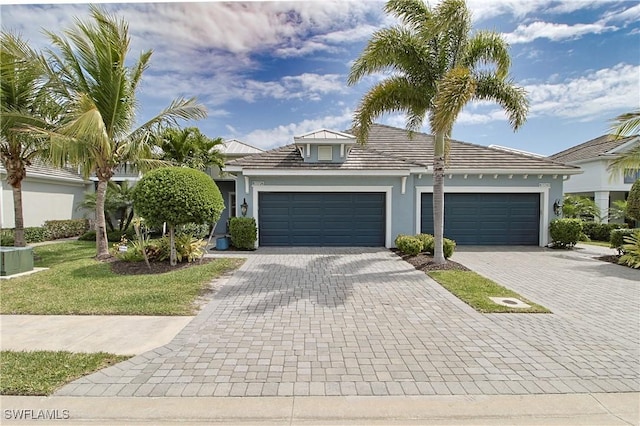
left=11, top=182, right=26, bottom=247
left=95, top=179, right=110, bottom=259
left=432, top=131, right=446, bottom=265
left=169, top=224, right=177, bottom=266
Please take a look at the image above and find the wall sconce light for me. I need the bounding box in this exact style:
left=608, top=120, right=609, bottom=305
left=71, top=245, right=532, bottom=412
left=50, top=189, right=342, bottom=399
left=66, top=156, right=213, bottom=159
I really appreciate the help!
left=553, top=199, right=563, bottom=216
left=240, top=198, right=248, bottom=217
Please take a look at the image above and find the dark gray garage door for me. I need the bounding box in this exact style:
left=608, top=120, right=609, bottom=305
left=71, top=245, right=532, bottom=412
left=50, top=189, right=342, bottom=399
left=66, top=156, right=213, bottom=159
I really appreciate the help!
left=259, top=192, right=385, bottom=246
left=421, top=193, right=540, bottom=245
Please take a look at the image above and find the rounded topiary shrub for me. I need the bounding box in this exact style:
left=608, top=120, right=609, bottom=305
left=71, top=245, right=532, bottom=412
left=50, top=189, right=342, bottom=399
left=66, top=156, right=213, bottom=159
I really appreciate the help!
left=549, top=218, right=583, bottom=249
left=133, top=167, right=224, bottom=265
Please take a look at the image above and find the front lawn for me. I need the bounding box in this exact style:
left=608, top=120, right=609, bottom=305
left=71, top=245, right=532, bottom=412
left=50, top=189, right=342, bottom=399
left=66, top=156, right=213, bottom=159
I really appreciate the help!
left=0, top=351, right=129, bottom=396
left=0, top=241, right=244, bottom=315
left=428, top=270, right=551, bottom=313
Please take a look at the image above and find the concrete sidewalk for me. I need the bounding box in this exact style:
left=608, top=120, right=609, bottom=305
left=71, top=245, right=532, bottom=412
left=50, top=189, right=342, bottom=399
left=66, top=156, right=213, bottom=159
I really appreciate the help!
left=1, top=393, right=638, bottom=425
left=0, top=315, right=193, bottom=355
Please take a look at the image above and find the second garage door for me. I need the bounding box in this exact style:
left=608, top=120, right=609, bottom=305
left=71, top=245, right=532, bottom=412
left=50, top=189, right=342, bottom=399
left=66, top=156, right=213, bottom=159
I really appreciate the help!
left=421, top=193, right=540, bottom=245
left=259, top=192, right=385, bottom=246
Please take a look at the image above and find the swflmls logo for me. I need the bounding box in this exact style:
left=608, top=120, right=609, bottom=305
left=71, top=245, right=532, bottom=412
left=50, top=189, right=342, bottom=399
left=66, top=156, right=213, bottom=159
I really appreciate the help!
left=4, top=409, right=70, bottom=420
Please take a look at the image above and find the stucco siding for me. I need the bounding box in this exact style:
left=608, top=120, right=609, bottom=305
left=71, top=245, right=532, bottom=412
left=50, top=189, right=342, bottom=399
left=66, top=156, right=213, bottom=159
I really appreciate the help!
left=563, top=159, right=631, bottom=193
left=234, top=172, right=564, bottom=247
left=1, top=178, right=91, bottom=228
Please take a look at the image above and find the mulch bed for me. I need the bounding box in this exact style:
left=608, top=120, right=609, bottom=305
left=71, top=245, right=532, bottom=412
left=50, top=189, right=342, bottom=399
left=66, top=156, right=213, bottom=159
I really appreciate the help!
left=596, top=254, right=621, bottom=265
left=108, top=258, right=215, bottom=275
left=391, top=249, right=470, bottom=272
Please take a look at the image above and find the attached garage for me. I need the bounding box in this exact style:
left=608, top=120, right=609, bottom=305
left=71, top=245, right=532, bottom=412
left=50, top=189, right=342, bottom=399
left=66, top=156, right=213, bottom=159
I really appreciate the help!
left=421, top=193, right=540, bottom=245
left=259, top=192, right=385, bottom=246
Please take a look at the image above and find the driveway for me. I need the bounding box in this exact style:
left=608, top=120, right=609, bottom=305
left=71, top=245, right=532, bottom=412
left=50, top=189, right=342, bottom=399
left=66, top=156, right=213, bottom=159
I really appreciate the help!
left=56, top=247, right=639, bottom=397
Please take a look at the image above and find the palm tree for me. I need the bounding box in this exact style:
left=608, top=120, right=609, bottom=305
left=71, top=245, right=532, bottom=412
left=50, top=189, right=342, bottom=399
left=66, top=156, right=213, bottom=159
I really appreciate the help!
left=608, top=110, right=640, bottom=177
left=37, top=6, right=206, bottom=258
left=156, top=127, right=225, bottom=171
left=76, top=180, right=136, bottom=232
left=0, top=32, right=57, bottom=247
left=348, top=0, right=528, bottom=263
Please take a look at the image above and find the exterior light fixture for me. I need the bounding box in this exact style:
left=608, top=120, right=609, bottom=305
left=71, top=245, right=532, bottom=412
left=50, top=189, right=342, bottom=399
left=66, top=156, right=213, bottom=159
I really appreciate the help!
left=241, top=198, right=248, bottom=217
left=553, top=199, right=563, bottom=216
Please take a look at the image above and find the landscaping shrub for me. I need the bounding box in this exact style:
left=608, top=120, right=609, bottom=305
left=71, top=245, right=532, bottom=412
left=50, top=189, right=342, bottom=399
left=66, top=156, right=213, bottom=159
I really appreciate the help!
left=229, top=217, right=257, bottom=250
left=549, top=218, right=583, bottom=249
left=79, top=228, right=135, bottom=242
left=610, top=228, right=637, bottom=254
left=177, top=223, right=210, bottom=239
left=619, top=230, right=640, bottom=269
left=627, top=179, right=640, bottom=221
left=1, top=229, right=15, bottom=245
left=395, top=235, right=423, bottom=255
left=582, top=222, right=625, bottom=242
left=24, top=227, right=51, bottom=243
left=415, top=233, right=434, bottom=253
left=443, top=238, right=456, bottom=259
left=44, top=219, right=89, bottom=239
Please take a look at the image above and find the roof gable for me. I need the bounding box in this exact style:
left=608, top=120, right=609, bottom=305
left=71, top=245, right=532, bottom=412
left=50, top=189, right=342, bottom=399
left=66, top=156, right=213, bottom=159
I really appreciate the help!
left=294, top=129, right=355, bottom=142
left=218, top=139, right=263, bottom=156
left=549, top=134, right=637, bottom=163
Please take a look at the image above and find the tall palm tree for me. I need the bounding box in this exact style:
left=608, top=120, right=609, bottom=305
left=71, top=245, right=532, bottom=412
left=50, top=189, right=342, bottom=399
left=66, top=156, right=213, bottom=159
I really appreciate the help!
left=0, top=32, right=57, bottom=247
left=348, top=0, right=528, bottom=263
left=38, top=6, right=206, bottom=258
left=156, top=127, right=225, bottom=171
left=608, top=110, right=640, bottom=177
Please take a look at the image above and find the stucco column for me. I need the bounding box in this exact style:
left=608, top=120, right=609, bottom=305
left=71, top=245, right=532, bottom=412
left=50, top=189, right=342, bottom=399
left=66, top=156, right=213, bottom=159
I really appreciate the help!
left=594, top=191, right=610, bottom=223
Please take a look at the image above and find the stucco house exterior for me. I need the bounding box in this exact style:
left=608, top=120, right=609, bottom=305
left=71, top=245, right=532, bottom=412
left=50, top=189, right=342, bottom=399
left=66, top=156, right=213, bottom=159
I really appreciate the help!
left=1, top=162, right=91, bottom=229
left=226, top=124, right=580, bottom=248
left=549, top=134, right=639, bottom=223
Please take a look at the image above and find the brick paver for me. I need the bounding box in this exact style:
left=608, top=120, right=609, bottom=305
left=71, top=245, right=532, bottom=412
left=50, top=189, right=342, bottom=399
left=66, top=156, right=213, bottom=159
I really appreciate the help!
left=56, top=247, right=639, bottom=397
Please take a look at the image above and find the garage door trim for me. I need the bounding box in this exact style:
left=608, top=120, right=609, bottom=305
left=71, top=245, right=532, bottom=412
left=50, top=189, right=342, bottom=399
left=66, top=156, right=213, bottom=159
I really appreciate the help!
left=415, top=185, right=550, bottom=246
left=253, top=185, right=393, bottom=248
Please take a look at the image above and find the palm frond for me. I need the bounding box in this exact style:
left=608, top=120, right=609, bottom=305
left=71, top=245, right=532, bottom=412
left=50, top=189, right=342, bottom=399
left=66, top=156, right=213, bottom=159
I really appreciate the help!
left=610, top=110, right=640, bottom=139
left=608, top=143, right=640, bottom=176
left=473, top=73, right=528, bottom=131
left=464, top=31, right=511, bottom=79
left=352, top=76, right=429, bottom=144
left=384, top=0, right=432, bottom=30
left=431, top=67, right=476, bottom=134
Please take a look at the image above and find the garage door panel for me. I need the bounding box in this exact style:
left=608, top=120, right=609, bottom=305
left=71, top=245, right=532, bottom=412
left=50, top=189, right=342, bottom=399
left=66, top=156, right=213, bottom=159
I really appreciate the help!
left=421, top=193, right=539, bottom=245
left=259, top=192, right=385, bottom=246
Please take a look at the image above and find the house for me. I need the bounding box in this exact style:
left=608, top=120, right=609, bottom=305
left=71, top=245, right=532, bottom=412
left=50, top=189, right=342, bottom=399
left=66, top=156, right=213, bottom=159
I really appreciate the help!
left=549, top=134, right=639, bottom=223
left=226, top=124, right=580, bottom=248
left=0, top=162, right=92, bottom=229
left=1, top=139, right=263, bottom=233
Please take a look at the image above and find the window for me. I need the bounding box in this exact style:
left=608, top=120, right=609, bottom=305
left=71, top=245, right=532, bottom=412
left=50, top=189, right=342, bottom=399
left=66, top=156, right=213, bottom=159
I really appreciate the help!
left=318, top=146, right=333, bottom=161
left=624, top=169, right=640, bottom=184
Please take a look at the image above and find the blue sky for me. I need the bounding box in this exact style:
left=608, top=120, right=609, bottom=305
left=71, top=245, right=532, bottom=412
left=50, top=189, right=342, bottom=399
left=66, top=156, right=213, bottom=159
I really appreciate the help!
left=1, top=0, right=639, bottom=155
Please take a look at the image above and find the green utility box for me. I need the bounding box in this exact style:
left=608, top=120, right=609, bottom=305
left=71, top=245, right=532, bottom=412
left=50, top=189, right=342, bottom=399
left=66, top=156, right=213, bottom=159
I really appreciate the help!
left=0, top=246, right=34, bottom=276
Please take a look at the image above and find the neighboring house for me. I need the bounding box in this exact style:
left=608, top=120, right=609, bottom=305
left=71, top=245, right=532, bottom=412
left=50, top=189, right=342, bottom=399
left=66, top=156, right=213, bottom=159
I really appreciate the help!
left=549, top=134, right=639, bottom=223
left=0, top=161, right=92, bottom=229
left=226, top=124, right=580, bottom=248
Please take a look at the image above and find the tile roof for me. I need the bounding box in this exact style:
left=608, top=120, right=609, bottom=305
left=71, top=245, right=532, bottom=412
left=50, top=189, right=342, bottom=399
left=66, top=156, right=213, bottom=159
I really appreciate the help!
left=0, top=160, right=86, bottom=183
left=229, top=123, right=578, bottom=172
left=549, top=134, right=637, bottom=163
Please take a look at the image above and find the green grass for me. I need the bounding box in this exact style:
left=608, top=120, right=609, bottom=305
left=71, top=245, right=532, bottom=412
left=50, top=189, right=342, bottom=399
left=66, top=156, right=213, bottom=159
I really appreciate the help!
left=0, top=241, right=244, bottom=315
left=580, top=240, right=611, bottom=248
left=428, top=271, right=551, bottom=313
left=0, top=351, right=130, bottom=395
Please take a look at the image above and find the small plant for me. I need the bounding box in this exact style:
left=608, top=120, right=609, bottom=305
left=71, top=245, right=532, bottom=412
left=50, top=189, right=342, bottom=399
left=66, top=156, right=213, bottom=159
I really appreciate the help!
left=174, top=234, right=207, bottom=263
left=443, top=238, right=456, bottom=259
left=618, top=230, right=640, bottom=269
left=610, top=228, right=637, bottom=254
left=229, top=217, right=257, bottom=250
left=395, top=235, right=423, bottom=255
left=415, top=233, right=434, bottom=253
left=549, top=218, right=583, bottom=249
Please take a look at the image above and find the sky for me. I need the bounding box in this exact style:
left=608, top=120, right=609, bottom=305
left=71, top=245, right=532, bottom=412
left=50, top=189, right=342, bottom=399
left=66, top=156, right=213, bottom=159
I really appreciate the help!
left=1, top=0, right=639, bottom=156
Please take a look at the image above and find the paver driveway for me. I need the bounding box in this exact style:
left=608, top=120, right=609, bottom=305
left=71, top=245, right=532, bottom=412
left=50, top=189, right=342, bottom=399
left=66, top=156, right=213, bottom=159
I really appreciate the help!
left=57, top=247, right=639, bottom=397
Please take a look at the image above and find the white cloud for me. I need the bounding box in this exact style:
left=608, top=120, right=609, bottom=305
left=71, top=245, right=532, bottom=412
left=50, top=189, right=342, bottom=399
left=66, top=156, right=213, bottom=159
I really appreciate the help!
left=503, top=21, right=616, bottom=44
left=237, top=109, right=354, bottom=149
left=458, top=63, right=639, bottom=126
